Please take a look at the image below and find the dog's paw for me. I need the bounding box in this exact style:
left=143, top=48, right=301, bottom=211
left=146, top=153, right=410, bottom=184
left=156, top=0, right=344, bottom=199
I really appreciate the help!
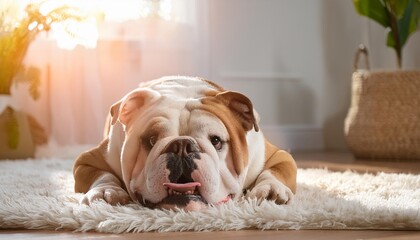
left=81, top=186, right=130, bottom=205
left=247, top=181, right=293, bottom=204
left=246, top=171, right=294, bottom=204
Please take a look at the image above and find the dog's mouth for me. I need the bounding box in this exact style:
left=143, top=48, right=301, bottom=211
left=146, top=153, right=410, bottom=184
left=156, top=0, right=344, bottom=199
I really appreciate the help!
left=164, top=182, right=202, bottom=198
left=160, top=182, right=206, bottom=209
left=143, top=182, right=233, bottom=211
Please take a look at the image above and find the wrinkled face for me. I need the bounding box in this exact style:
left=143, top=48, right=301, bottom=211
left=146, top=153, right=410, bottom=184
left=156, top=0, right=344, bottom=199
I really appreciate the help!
left=111, top=83, right=258, bottom=211
left=121, top=98, right=244, bottom=211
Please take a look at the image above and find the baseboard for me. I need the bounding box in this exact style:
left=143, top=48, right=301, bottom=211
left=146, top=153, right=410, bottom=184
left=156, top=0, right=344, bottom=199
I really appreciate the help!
left=261, top=125, right=324, bottom=152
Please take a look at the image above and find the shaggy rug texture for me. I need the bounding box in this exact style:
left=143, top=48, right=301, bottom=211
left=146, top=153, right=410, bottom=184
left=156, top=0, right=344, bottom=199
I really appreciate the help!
left=0, top=155, right=419, bottom=232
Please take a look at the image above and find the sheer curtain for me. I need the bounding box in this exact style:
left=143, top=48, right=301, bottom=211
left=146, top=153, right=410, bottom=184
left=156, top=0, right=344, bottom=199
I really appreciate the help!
left=16, top=0, right=210, bottom=145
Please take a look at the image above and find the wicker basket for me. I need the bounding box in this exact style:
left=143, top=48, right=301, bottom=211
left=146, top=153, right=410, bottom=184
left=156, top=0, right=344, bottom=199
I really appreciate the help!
left=344, top=45, right=420, bottom=159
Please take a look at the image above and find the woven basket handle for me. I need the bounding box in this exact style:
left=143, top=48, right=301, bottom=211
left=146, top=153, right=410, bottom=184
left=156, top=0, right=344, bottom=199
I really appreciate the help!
left=353, top=44, right=370, bottom=71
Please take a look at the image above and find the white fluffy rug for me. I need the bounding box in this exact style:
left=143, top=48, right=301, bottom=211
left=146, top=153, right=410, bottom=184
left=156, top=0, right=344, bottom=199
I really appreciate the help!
left=1, top=156, right=419, bottom=232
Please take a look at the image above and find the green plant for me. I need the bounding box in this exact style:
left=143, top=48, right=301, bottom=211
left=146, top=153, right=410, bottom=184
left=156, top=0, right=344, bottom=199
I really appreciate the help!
left=0, top=1, right=87, bottom=150
left=0, top=1, right=86, bottom=98
left=353, top=0, right=420, bottom=68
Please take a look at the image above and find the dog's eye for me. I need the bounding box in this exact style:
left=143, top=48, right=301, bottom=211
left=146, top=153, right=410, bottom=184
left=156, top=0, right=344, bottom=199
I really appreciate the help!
left=210, top=135, right=223, bottom=151
left=142, top=135, right=157, bottom=150
left=149, top=136, right=157, bottom=147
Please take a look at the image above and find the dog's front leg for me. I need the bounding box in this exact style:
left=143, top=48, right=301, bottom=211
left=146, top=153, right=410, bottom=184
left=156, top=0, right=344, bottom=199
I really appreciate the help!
left=247, top=141, right=297, bottom=204
left=73, top=140, right=130, bottom=205
left=81, top=172, right=130, bottom=205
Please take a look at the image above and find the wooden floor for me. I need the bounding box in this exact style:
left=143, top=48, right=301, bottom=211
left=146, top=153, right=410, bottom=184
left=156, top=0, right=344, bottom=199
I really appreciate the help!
left=1, top=229, right=420, bottom=240
left=1, top=151, right=420, bottom=240
left=294, top=151, right=420, bottom=174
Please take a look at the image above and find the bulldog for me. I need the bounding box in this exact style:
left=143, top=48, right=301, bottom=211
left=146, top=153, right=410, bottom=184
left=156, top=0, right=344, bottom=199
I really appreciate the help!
left=73, top=76, right=297, bottom=211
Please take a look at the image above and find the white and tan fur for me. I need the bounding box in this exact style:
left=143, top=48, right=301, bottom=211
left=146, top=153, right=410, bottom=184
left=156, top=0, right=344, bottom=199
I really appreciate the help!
left=74, top=76, right=297, bottom=210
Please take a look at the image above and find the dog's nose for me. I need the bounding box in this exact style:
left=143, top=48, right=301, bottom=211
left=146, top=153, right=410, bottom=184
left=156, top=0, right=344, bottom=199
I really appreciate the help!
left=165, top=138, right=200, bottom=184
left=165, top=139, right=199, bottom=157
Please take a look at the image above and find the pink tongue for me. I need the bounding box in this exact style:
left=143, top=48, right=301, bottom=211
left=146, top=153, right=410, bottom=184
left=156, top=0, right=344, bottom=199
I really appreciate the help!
left=163, top=182, right=201, bottom=193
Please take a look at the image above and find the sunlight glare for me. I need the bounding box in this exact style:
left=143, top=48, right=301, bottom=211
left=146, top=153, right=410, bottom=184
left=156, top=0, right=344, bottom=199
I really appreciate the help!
left=51, top=17, right=98, bottom=50
left=42, top=0, right=174, bottom=49
left=158, top=0, right=172, bottom=21
left=27, top=21, right=38, bottom=31
left=8, top=0, right=175, bottom=49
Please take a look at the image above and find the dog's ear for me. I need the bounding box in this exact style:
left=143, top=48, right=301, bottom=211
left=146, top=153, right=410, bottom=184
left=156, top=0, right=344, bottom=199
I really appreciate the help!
left=110, top=89, right=161, bottom=126
left=215, top=91, right=259, bottom=132
left=110, top=101, right=122, bottom=125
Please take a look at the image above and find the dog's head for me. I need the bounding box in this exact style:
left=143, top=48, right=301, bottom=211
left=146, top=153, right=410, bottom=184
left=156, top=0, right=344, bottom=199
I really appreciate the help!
left=109, top=79, right=259, bottom=211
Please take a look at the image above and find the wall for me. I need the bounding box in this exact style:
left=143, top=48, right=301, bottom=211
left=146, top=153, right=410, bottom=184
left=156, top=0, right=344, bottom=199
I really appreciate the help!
left=208, top=0, right=346, bottom=151
left=208, top=0, right=420, bottom=151
left=320, top=0, right=365, bottom=150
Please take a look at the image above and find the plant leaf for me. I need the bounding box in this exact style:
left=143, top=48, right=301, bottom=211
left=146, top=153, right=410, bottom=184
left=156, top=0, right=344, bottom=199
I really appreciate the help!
left=394, top=0, right=410, bottom=18
left=353, top=0, right=390, bottom=27
left=389, top=0, right=420, bottom=49
left=409, top=0, right=420, bottom=32
left=26, top=66, right=41, bottom=100
left=386, top=30, right=395, bottom=48
left=4, top=107, right=19, bottom=149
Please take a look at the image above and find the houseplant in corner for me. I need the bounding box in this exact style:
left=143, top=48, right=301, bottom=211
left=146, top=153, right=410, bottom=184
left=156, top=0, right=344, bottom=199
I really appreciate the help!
left=344, top=0, right=420, bottom=159
left=0, top=1, right=88, bottom=159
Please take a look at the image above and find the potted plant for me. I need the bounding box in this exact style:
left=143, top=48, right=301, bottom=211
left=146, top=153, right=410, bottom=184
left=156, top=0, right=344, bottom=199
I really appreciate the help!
left=0, top=1, right=88, bottom=159
left=344, top=0, right=420, bottom=159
